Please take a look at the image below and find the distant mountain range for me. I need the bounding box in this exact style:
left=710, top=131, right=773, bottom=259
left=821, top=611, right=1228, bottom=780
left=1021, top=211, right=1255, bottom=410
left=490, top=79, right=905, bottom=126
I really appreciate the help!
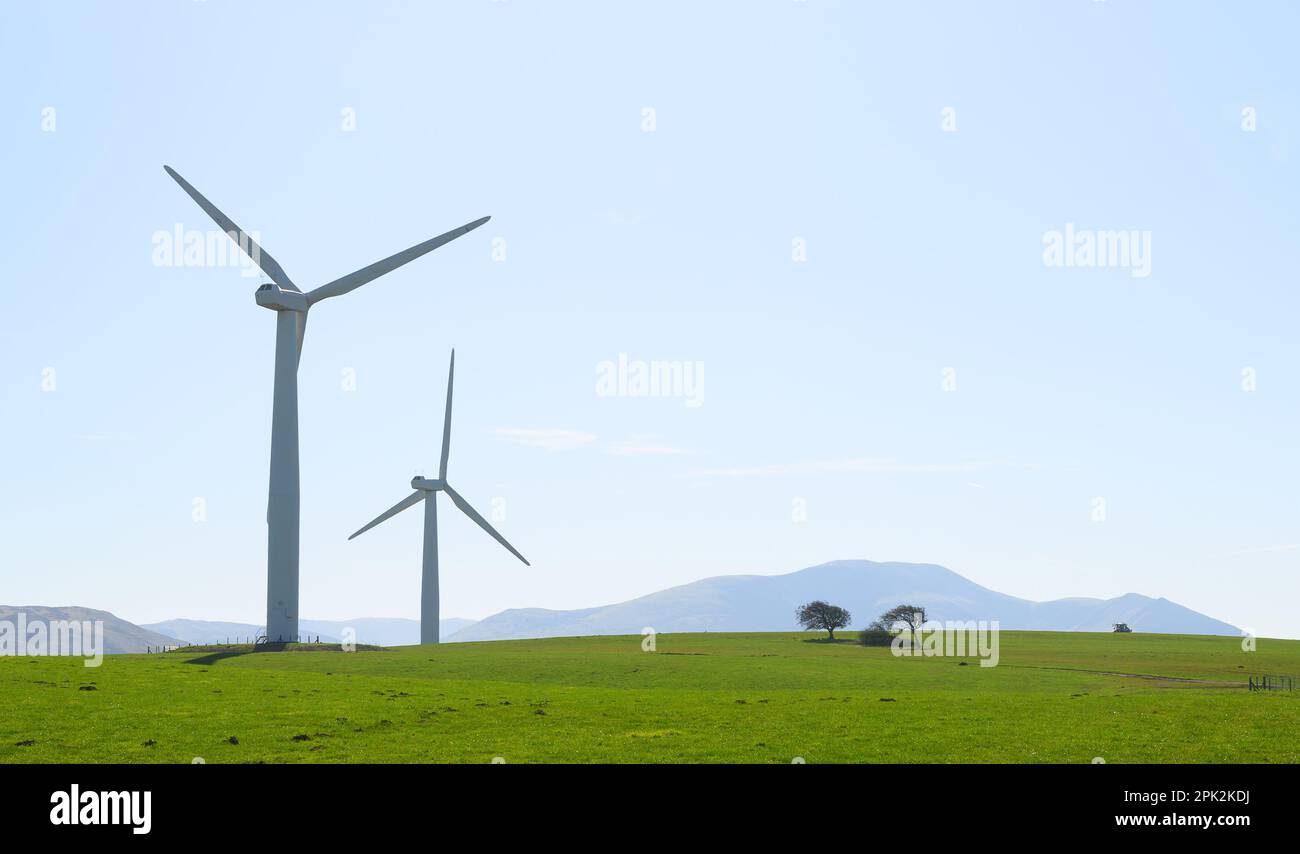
left=5, top=560, right=1241, bottom=654
left=141, top=617, right=478, bottom=646
left=444, top=560, right=1240, bottom=641
left=0, top=606, right=181, bottom=654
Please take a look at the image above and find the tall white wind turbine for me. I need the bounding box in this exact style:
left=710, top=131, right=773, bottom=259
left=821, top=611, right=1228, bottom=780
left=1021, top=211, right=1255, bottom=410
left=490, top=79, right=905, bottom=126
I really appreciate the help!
left=165, top=165, right=488, bottom=642
left=348, top=351, right=529, bottom=644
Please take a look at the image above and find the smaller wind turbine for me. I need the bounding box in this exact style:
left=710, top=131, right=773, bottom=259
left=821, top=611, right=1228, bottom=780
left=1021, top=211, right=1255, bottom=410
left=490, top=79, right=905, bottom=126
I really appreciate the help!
left=349, top=350, right=529, bottom=644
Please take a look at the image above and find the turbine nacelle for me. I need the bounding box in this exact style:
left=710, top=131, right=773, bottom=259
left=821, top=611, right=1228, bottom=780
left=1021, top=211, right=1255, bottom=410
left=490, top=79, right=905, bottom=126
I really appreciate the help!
left=411, top=476, right=444, bottom=492
left=254, top=284, right=308, bottom=312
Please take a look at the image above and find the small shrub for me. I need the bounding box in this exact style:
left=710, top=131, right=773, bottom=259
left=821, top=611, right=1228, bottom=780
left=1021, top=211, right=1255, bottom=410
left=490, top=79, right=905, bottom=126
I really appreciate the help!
left=858, top=629, right=893, bottom=647
left=858, top=619, right=894, bottom=647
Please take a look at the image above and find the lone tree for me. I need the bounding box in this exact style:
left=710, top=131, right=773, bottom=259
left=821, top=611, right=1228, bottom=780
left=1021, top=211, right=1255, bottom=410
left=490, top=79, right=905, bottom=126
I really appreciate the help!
left=796, top=600, right=852, bottom=641
left=878, top=604, right=928, bottom=645
left=1112, top=622, right=1133, bottom=633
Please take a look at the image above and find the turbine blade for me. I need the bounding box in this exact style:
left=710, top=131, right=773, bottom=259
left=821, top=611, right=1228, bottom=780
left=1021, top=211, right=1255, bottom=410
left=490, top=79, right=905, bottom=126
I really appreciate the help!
left=295, top=309, right=308, bottom=367
left=348, top=491, right=426, bottom=540
left=306, top=216, right=490, bottom=305
left=163, top=165, right=300, bottom=292
left=443, top=484, right=530, bottom=566
left=439, top=350, right=454, bottom=480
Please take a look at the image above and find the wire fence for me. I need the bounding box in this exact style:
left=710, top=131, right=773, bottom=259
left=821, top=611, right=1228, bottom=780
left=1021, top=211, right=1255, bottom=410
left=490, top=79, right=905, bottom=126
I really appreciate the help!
left=146, top=635, right=369, bottom=653
left=1248, top=674, right=1295, bottom=692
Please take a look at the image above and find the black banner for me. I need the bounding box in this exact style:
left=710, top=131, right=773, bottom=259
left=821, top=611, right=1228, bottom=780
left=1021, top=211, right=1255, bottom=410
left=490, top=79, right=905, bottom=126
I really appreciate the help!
left=4, top=763, right=1281, bottom=838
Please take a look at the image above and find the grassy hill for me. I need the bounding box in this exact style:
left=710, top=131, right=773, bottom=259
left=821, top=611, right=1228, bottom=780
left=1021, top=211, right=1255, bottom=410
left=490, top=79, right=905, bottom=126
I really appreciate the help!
left=2, top=631, right=1297, bottom=763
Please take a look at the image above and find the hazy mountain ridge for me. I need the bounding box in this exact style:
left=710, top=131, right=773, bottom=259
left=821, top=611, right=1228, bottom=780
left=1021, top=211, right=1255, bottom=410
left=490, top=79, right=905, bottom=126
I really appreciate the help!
left=446, top=560, right=1240, bottom=641
left=0, top=606, right=182, bottom=654
left=8, top=561, right=1239, bottom=653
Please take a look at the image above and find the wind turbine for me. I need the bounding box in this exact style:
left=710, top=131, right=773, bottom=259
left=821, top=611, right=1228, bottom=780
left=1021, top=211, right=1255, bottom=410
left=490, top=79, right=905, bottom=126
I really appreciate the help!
left=164, top=165, right=488, bottom=642
left=348, top=350, right=529, bottom=644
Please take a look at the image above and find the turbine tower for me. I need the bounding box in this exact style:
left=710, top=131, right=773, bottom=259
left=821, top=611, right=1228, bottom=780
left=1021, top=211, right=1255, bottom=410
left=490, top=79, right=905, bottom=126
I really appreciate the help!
left=349, top=351, right=529, bottom=644
left=164, top=166, right=488, bottom=642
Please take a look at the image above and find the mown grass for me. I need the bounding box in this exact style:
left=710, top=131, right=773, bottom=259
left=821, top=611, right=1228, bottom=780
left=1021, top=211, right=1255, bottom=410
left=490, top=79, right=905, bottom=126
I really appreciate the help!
left=1, top=631, right=1297, bottom=763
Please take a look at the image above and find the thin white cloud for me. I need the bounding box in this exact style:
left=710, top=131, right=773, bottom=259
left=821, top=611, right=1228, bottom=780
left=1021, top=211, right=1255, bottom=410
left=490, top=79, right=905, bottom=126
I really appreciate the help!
left=605, top=437, right=686, bottom=456
left=594, top=209, right=642, bottom=225
left=696, top=457, right=1006, bottom=478
left=495, top=428, right=688, bottom=457
left=1220, top=543, right=1300, bottom=558
left=494, top=428, right=598, bottom=452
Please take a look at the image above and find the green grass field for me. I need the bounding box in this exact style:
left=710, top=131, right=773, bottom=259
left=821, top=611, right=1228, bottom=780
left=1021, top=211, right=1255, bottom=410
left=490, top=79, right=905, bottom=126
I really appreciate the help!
left=2, top=631, right=1297, bottom=763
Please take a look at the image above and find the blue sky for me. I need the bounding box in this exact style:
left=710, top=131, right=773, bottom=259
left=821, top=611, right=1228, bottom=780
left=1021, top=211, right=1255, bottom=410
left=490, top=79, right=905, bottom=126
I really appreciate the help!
left=2, top=1, right=1297, bottom=637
